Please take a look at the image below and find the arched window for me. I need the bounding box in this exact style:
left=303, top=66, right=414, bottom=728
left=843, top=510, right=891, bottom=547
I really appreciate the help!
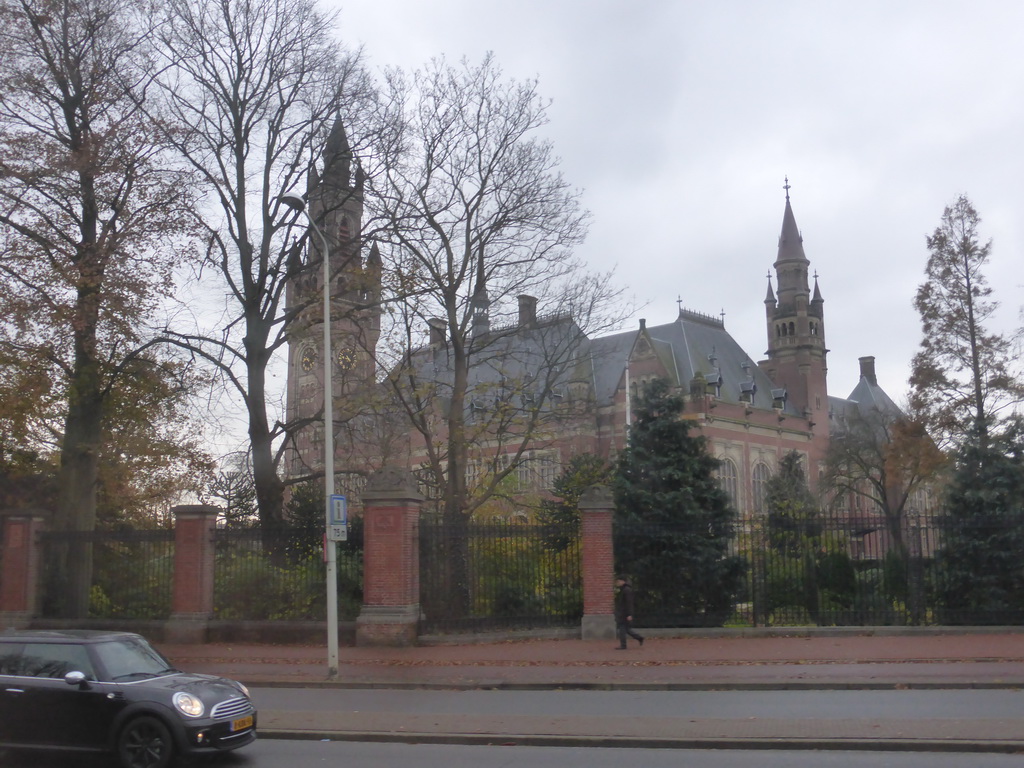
left=752, top=462, right=772, bottom=515
left=717, top=458, right=739, bottom=510
left=788, top=321, right=795, bottom=336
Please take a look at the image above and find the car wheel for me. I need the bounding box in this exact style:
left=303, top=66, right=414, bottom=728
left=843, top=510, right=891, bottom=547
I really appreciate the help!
left=117, top=715, right=175, bottom=768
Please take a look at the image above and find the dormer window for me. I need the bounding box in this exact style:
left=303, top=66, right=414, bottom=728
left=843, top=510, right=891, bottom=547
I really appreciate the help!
left=705, top=371, right=722, bottom=398
left=771, top=388, right=787, bottom=409
left=739, top=380, right=756, bottom=404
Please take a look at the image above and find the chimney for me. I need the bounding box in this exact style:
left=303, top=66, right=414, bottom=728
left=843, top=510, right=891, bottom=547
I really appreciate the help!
left=517, top=294, right=537, bottom=326
left=427, top=318, right=446, bottom=346
left=639, top=318, right=646, bottom=330
left=858, top=356, right=877, bottom=386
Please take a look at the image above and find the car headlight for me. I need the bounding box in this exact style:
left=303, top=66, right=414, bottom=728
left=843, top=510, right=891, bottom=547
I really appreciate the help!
left=173, top=691, right=205, bottom=717
left=236, top=682, right=250, bottom=698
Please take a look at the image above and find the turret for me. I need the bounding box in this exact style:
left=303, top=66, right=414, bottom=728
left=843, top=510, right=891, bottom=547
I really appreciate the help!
left=758, top=179, right=828, bottom=421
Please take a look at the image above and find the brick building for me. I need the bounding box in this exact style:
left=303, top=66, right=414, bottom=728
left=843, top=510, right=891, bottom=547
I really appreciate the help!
left=285, top=128, right=901, bottom=520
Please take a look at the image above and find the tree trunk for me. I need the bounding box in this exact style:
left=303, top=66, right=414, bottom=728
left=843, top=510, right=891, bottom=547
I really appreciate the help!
left=50, top=240, right=106, bottom=618
left=440, top=334, right=472, bottom=619
left=246, top=347, right=286, bottom=549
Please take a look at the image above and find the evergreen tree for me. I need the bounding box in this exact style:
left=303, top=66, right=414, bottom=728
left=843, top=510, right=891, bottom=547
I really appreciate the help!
left=936, top=423, right=1024, bottom=624
left=763, top=451, right=827, bottom=623
left=613, top=378, right=743, bottom=626
left=910, top=195, right=1023, bottom=448
left=765, top=452, right=821, bottom=556
left=537, top=453, right=613, bottom=551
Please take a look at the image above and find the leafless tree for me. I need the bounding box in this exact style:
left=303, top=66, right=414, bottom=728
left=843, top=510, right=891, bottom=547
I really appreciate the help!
left=826, top=404, right=945, bottom=553
left=364, top=54, right=628, bottom=613
left=153, top=0, right=373, bottom=534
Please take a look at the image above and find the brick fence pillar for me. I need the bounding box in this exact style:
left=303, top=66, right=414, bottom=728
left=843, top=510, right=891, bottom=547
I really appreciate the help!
left=0, top=510, right=49, bottom=628
left=165, top=504, right=219, bottom=643
left=356, top=467, right=423, bottom=646
left=579, top=484, right=616, bottom=640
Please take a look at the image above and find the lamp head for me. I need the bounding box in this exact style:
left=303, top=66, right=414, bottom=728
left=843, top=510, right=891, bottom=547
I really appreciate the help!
left=279, top=192, right=306, bottom=213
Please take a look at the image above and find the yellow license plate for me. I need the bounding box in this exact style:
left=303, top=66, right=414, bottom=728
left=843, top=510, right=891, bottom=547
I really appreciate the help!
left=231, top=715, right=254, bottom=732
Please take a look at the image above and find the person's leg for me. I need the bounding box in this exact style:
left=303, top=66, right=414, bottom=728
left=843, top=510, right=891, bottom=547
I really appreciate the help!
left=615, top=621, right=627, bottom=649
left=627, top=623, right=644, bottom=645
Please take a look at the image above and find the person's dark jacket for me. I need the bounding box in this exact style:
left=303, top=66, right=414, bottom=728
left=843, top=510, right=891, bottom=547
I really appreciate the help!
left=614, top=581, right=635, bottom=622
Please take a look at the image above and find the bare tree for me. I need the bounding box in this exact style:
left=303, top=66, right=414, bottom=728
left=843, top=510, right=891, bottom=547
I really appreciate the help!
left=153, top=0, right=373, bottom=533
left=826, top=405, right=945, bottom=552
left=364, top=54, right=627, bottom=613
left=0, top=0, right=199, bottom=616
left=910, top=195, right=1024, bottom=448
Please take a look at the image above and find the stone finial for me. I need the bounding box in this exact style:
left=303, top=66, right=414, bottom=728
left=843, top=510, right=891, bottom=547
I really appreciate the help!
left=578, top=484, right=615, bottom=512
left=364, top=466, right=423, bottom=500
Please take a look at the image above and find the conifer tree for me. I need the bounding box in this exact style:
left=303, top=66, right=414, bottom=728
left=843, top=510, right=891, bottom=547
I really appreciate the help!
left=765, top=451, right=821, bottom=556
left=613, top=378, right=743, bottom=626
left=936, top=423, right=1024, bottom=624
left=910, top=195, right=1023, bottom=448
left=537, top=453, right=613, bottom=551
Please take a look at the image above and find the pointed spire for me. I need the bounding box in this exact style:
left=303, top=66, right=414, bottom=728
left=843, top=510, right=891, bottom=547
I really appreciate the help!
left=776, top=178, right=807, bottom=265
left=812, top=273, right=823, bottom=304
left=367, top=241, right=381, bottom=267
left=323, top=116, right=351, bottom=187
left=325, top=115, right=350, bottom=157
left=764, top=272, right=776, bottom=304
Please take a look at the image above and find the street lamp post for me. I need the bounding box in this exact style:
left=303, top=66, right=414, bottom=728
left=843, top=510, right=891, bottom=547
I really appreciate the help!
left=279, top=191, right=339, bottom=678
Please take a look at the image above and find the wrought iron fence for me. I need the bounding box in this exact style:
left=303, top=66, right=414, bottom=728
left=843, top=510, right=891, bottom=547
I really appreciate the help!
left=419, top=521, right=582, bottom=634
left=212, top=526, right=363, bottom=621
left=25, top=505, right=1024, bottom=630
left=616, top=505, right=1024, bottom=628
left=38, top=529, right=175, bottom=620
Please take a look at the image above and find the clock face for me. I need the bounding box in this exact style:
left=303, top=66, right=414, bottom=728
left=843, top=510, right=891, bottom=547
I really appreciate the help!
left=300, top=345, right=318, bottom=372
left=336, top=346, right=356, bottom=371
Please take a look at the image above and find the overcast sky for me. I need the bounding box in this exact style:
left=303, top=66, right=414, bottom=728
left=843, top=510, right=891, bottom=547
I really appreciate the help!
left=327, top=0, right=1024, bottom=404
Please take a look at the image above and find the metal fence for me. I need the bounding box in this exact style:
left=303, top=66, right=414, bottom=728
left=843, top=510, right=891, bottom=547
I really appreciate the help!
left=419, top=521, right=582, bottom=634
left=38, top=529, right=176, bottom=620
left=26, top=505, right=1024, bottom=630
left=212, top=526, right=363, bottom=621
left=616, top=505, right=1024, bottom=629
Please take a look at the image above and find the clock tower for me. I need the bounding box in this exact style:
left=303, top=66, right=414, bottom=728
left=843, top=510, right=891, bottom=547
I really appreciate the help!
left=284, top=118, right=381, bottom=480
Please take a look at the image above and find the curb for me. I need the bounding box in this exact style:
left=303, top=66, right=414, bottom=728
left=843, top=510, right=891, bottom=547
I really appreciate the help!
left=246, top=679, right=1024, bottom=691
left=258, top=729, right=1024, bottom=754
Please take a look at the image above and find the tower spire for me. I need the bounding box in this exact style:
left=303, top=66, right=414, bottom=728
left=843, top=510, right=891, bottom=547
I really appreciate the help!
left=761, top=182, right=827, bottom=422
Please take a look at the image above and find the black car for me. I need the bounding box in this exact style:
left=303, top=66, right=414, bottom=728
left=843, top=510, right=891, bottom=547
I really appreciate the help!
left=0, top=629, right=256, bottom=768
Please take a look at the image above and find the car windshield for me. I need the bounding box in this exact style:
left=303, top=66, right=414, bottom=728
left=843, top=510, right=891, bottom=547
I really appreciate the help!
left=92, top=637, right=178, bottom=682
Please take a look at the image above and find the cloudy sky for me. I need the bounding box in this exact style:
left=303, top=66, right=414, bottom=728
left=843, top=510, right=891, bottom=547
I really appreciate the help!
left=327, top=0, right=1024, bottom=404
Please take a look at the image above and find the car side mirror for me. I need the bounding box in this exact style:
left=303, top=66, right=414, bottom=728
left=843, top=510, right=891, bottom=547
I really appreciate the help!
left=64, top=670, right=88, bottom=688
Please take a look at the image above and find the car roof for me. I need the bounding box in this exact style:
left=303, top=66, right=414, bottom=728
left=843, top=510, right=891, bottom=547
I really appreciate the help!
left=0, top=629, right=143, bottom=644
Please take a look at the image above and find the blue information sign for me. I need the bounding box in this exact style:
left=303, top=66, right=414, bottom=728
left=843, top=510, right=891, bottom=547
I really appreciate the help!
left=328, top=495, right=348, bottom=541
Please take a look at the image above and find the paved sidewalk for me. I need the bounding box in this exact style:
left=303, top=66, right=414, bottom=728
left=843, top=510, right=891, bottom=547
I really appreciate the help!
left=159, top=629, right=1024, bottom=689
left=158, top=630, right=1024, bottom=753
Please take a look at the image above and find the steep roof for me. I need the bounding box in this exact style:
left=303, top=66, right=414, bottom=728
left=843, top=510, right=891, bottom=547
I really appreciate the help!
left=400, top=312, right=587, bottom=418
left=775, top=194, right=808, bottom=266
left=828, top=373, right=904, bottom=437
left=589, top=309, right=802, bottom=415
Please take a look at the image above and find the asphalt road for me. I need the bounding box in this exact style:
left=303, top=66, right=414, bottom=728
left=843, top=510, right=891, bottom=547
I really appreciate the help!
left=5, top=687, right=1022, bottom=766
left=250, top=686, right=1024, bottom=752
left=251, top=686, right=1024, bottom=720
left=6, top=740, right=1024, bottom=768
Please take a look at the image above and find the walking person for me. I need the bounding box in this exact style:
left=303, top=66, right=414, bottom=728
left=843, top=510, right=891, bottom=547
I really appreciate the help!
left=614, top=575, right=644, bottom=649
